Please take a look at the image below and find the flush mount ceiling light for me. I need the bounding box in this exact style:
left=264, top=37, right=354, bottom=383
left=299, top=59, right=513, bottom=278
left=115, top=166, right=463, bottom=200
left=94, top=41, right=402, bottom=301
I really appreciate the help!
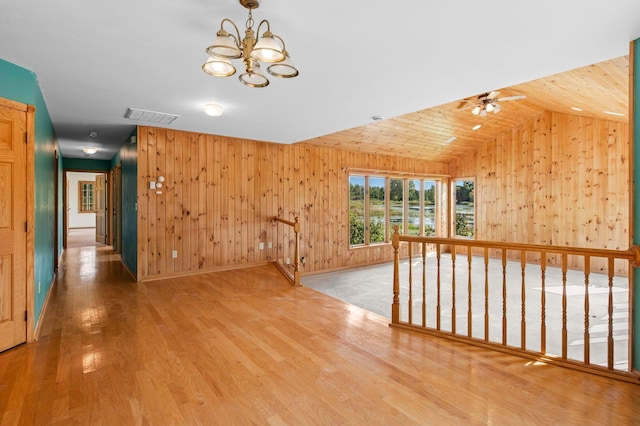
left=472, top=124, right=482, bottom=131
left=82, top=147, right=97, bottom=155
left=202, top=0, right=299, bottom=88
left=204, top=103, right=225, bottom=116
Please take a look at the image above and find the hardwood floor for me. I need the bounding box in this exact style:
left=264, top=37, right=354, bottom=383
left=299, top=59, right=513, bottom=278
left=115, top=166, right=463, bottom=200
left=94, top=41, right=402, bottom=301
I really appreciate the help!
left=1, top=246, right=638, bottom=425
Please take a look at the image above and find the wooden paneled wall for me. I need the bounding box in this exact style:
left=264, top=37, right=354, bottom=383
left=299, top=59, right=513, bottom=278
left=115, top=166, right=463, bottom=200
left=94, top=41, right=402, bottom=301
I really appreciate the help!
left=137, top=127, right=449, bottom=280
left=450, top=111, right=630, bottom=274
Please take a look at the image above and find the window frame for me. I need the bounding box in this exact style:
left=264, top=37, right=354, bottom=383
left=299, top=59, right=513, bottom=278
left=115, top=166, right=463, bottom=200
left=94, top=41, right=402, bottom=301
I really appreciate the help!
left=78, top=180, right=96, bottom=213
left=452, top=177, right=476, bottom=239
left=349, top=172, right=444, bottom=247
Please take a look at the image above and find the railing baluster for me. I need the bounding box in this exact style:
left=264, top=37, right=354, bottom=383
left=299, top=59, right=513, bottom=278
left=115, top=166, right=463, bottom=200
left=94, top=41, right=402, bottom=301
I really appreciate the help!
left=607, top=257, right=614, bottom=370
left=520, top=250, right=526, bottom=350
left=422, top=242, right=426, bottom=327
left=584, top=256, right=591, bottom=365
left=540, top=252, right=547, bottom=355
left=562, top=253, right=568, bottom=360
left=451, top=245, right=457, bottom=334
left=391, top=226, right=400, bottom=324
left=467, top=246, right=473, bottom=338
left=501, top=249, right=507, bottom=346
left=484, top=247, right=489, bottom=342
left=436, top=243, right=441, bottom=331
left=408, top=242, right=413, bottom=325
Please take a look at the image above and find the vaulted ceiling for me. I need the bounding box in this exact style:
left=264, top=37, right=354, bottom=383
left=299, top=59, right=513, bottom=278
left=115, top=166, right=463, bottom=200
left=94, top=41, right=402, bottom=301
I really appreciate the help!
left=301, top=56, right=630, bottom=162
left=0, top=1, right=638, bottom=161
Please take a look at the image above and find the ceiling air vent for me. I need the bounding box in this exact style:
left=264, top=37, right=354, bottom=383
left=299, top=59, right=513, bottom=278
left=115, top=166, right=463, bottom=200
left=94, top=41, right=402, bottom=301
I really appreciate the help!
left=124, top=108, right=179, bottom=125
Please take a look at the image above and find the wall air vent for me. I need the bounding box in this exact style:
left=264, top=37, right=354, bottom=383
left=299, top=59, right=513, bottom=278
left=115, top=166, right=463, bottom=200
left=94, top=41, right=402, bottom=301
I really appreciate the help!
left=124, top=108, right=179, bottom=125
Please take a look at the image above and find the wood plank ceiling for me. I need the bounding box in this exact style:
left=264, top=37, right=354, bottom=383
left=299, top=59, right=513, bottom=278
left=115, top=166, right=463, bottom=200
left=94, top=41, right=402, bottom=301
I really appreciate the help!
left=299, top=56, right=629, bottom=162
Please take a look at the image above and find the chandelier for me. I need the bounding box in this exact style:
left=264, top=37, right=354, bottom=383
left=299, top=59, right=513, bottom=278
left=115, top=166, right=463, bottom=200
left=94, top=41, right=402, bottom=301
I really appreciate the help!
left=202, top=0, right=299, bottom=88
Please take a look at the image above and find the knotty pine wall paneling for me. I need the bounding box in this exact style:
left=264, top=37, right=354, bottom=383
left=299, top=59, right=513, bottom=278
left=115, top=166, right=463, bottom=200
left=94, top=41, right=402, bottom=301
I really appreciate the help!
left=137, top=126, right=450, bottom=281
left=450, top=111, right=629, bottom=274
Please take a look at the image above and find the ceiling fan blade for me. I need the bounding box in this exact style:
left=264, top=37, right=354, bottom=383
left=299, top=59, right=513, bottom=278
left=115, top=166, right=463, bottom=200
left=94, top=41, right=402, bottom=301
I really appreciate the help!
left=487, top=91, right=500, bottom=99
left=497, top=95, right=526, bottom=102
left=456, top=101, right=469, bottom=109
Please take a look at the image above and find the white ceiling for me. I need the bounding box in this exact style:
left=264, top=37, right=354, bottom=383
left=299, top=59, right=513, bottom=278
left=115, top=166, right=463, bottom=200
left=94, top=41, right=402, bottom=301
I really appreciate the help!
left=1, top=0, right=640, bottom=160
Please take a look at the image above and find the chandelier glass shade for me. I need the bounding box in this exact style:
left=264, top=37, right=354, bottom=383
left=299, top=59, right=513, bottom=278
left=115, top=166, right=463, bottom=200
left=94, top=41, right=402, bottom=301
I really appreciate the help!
left=202, top=0, right=299, bottom=88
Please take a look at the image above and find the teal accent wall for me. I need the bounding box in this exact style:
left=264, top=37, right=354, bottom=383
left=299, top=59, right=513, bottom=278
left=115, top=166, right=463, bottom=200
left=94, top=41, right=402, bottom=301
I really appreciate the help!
left=0, top=58, right=59, bottom=328
left=62, top=157, right=111, bottom=171
left=633, top=39, right=640, bottom=372
left=111, top=129, right=138, bottom=277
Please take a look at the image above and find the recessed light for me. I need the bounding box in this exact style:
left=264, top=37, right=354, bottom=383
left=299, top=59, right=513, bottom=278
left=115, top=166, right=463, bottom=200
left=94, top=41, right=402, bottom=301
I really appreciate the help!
left=445, top=136, right=457, bottom=143
left=204, top=103, right=224, bottom=117
left=472, top=124, right=481, bottom=131
left=571, top=107, right=583, bottom=112
left=82, top=147, right=97, bottom=155
left=604, top=111, right=624, bottom=117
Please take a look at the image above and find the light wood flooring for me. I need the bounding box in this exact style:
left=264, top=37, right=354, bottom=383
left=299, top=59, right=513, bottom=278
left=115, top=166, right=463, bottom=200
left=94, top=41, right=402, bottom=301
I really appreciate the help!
left=1, top=245, right=639, bottom=425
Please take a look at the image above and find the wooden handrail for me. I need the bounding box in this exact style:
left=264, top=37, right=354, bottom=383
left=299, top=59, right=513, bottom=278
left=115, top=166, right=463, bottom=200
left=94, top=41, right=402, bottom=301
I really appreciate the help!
left=273, top=216, right=301, bottom=286
left=393, top=230, right=640, bottom=266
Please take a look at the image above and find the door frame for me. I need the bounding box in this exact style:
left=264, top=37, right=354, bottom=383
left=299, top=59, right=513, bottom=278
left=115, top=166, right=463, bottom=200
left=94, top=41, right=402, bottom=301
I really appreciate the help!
left=63, top=169, right=108, bottom=248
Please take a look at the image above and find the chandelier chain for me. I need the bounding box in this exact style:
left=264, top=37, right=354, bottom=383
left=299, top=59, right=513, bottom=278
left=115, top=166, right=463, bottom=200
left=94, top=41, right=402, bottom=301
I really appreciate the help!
left=246, top=9, right=254, bottom=30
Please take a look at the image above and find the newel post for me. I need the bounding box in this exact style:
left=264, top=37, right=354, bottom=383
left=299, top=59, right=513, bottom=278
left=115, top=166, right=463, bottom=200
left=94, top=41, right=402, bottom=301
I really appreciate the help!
left=392, top=225, right=401, bottom=324
left=293, top=216, right=301, bottom=286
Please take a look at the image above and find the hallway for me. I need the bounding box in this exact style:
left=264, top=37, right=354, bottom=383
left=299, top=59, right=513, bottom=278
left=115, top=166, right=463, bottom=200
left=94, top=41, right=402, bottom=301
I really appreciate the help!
left=1, top=246, right=639, bottom=424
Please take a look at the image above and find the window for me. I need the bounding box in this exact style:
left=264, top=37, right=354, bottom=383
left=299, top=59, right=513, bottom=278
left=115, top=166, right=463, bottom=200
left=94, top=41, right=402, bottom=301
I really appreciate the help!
left=368, top=177, right=386, bottom=243
left=454, top=179, right=475, bottom=238
left=424, top=180, right=436, bottom=236
left=389, top=178, right=404, bottom=235
left=349, top=176, right=365, bottom=245
left=78, top=181, right=96, bottom=213
left=350, top=174, right=441, bottom=246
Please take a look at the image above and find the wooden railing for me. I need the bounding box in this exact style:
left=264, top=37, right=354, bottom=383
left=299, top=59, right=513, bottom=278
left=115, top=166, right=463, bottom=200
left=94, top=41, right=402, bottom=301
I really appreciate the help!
left=390, top=226, right=640, bottom=383
left=273, top=216, right=301, bottom=286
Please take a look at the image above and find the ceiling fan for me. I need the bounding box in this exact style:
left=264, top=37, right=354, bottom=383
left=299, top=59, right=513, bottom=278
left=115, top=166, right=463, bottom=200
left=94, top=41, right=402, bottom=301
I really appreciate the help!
left=458, top=91, right=526, bottom=116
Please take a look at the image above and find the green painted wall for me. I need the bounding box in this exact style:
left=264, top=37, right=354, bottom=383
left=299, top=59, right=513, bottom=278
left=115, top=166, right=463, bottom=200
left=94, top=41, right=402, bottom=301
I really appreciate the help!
left=62, top=158, right=111, bottom=171
left=111, top=129, right=138, bottom=277
left=633, top=39, right=640, bottom=373
left=0, top=58, right=60, bottom=328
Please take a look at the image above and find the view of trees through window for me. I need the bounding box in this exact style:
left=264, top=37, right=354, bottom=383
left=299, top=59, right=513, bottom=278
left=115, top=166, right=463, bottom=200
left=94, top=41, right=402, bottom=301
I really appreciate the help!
left=454, top=179, right=475, bottom=237
left=350, top=175, right=440, bottom=246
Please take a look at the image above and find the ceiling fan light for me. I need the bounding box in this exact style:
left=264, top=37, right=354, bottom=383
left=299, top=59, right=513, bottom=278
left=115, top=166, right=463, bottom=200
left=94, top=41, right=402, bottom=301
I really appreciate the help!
left=472, top=106, right=481, bottom=115
left=266, top=52, right=299, bottom=78
left=202, top=56, right=236, bottom=77
left=479, top=109, right=487, bottom=117
left=205, top=31, right=242, bottom=59
left=493, top=103, right=501, bottom=113
left=485, top=103, right=494, bottom=113
left=251, top=32, right=285, bottom=63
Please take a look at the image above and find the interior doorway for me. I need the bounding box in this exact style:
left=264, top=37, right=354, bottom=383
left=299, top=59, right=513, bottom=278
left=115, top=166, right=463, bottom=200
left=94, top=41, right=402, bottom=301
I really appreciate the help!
left=64, top=171, right=108, bottom=248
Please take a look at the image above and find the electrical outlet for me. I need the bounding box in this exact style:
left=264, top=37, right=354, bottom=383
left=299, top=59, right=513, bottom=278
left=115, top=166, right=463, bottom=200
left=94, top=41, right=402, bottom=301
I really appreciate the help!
left=172, top=250, right=178, bottom=259
left=259, top=242, right=264, bottom=250
left=150, top=181, right=156, bottom=190
left=268, top=242, right=272, bottom=249
left=285, top=258, right=290, bottom=265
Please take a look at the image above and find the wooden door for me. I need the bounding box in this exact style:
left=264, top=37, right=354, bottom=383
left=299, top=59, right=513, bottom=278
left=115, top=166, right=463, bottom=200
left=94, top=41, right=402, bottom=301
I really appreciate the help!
left=0, top=99, right=27, bottom=352
left=95, top=174, right=106, bottom=244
